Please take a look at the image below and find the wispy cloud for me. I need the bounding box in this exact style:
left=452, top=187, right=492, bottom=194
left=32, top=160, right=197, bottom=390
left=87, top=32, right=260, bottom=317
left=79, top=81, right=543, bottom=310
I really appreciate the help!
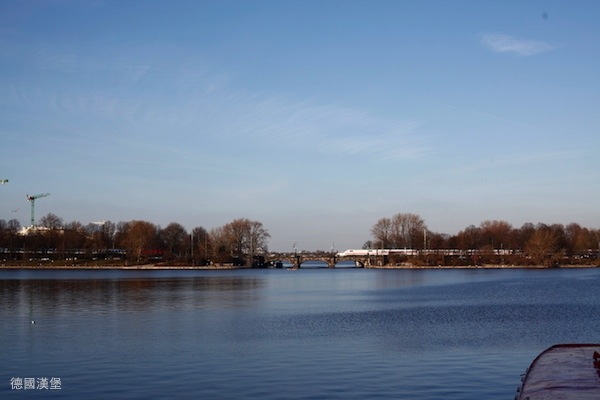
left=484, top=150, right=582, bottom=167
left=229, top=96, right=428, bottom=160
left=2, top=38, right=430, bottom=164
left=443, top=149, right=583, bottom=177
left=479, top=33, right=554, bottom=56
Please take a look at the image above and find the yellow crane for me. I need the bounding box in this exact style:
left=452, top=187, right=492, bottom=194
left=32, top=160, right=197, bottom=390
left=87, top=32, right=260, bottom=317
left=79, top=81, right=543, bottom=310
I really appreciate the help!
left=27, top=193, right=50, bottom=228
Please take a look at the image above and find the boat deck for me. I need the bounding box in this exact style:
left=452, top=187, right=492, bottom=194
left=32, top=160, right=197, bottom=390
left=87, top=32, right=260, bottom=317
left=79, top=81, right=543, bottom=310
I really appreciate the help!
left=517, top=344, right=600, bottom=400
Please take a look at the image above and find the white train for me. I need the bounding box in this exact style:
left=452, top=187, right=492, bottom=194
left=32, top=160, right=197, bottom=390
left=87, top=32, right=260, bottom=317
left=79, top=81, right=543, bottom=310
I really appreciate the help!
left=336, top=249, right=386, bottom=257
left=337, top=248, right=514, bottom=257
left=337, top=249, right=418, bottom=257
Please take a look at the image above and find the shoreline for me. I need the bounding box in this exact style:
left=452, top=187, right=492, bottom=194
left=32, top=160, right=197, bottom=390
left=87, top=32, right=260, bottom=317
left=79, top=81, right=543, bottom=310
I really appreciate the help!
left=0, top=264, right=598, bottom=270
left=366, top=264, right=600, bottom=269
left=0, top=264, right=245, bottom=270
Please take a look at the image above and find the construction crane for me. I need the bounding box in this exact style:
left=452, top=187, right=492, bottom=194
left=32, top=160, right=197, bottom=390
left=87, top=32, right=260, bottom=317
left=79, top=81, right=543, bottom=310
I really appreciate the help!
left=26, top=193, right=50, bottom=228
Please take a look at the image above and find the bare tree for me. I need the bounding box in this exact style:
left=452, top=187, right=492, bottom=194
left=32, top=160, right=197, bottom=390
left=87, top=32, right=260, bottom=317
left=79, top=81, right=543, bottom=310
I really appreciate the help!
left=370, top=217, right=392, bottom=248
left=86, top=221, right=116, bottom=253
left=427, top=231, right=449, bottom=250
left=455, top=225, right=480, bottom=250
left=565, top=223, right=595, bottom=257
left=61, top=221, right=86, bottom=259
left=159, top=222, right=188, bottom=260
left=221, top=218, right=270, bottom=262
left=479, top=220, right=514, bottom=250
left=390, top=213, right=426, bottom=249
left=8, top=219, right=20, bottom=234
left=222, top=218, right=250, bottom=258
left=209, top=226, right=229, bottom=263
left=40, top=213, right=63, bottom=230
left=205, top=219, right=271, bottom=265
left=517, top=223, right=536, bottom=250
left=192, top=226, right=211, bottom=263
left=0, top=220, right=11, bottom=251
left=525, top=227, right=558, bottom=265
left=118, top=220, right=159, bottom=263
left=249, top=220, right=270, bottom=255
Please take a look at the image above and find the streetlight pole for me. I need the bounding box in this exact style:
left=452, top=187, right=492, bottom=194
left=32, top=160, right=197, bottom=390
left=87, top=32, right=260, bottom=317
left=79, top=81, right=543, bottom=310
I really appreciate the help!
left=190, top=229, right=194, bottom=266
left=249, top=233, right=253, bottom=268
left=293, top=242, right=299, bottom=268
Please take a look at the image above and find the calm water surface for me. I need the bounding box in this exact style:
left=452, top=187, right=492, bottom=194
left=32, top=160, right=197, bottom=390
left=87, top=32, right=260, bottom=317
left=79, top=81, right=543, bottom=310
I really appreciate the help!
left=2, top=267, right=600, bottom=399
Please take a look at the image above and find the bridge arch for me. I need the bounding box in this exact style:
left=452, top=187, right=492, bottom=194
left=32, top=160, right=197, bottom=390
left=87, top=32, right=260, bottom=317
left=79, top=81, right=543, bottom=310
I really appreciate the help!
left=267, top=255, right=364, bottom=268
left=335, top=259, right=364, bottom=268
left=299, top=260, right=330, bottom=268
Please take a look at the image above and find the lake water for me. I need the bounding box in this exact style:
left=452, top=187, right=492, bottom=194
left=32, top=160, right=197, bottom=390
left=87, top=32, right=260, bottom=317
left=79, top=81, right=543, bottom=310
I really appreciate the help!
left=2, top=267, right=600, bottom=399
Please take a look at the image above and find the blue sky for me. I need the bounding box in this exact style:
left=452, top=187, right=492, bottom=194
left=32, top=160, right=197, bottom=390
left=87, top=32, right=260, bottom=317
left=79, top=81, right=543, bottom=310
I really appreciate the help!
left=1, top=0, right=599, bottom=251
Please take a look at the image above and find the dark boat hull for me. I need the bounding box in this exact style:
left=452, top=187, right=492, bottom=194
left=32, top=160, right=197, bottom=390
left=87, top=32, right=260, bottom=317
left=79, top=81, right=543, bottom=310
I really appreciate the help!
left=516, top=343, right=600, bottom=400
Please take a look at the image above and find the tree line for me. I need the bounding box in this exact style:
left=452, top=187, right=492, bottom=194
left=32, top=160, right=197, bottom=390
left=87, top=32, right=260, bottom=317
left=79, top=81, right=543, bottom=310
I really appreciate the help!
left=0, top=214, right=270, bottom=266
left=368, top=213, right=600, bottom=266
left=2, top=211, right=599, bottom=267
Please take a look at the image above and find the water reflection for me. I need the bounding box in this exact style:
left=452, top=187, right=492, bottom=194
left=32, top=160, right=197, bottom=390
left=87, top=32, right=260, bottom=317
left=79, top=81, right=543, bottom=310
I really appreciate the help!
left=0, top=274, right=266, bottom=319
left=2, top=268, right=600, bottom=400
left=374, top=269, right=426, bottom=289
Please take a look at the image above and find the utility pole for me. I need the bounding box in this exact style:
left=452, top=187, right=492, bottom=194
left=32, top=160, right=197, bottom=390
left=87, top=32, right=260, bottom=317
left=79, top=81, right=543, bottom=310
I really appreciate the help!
left=190, top=229, right=194, bottom=266
left=293, top=242, right=300, bottom=268
left=250, top=233, right=253, bottom=267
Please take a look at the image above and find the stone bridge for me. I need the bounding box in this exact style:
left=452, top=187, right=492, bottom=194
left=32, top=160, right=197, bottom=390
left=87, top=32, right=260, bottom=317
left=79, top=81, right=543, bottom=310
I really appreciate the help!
left=267, top=253, right=365, bottom=268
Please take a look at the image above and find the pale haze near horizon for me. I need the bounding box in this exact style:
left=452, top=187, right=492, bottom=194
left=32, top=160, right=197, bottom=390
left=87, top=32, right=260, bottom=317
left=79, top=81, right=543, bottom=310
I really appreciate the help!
left=1, top=0, right=599, bottom=252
